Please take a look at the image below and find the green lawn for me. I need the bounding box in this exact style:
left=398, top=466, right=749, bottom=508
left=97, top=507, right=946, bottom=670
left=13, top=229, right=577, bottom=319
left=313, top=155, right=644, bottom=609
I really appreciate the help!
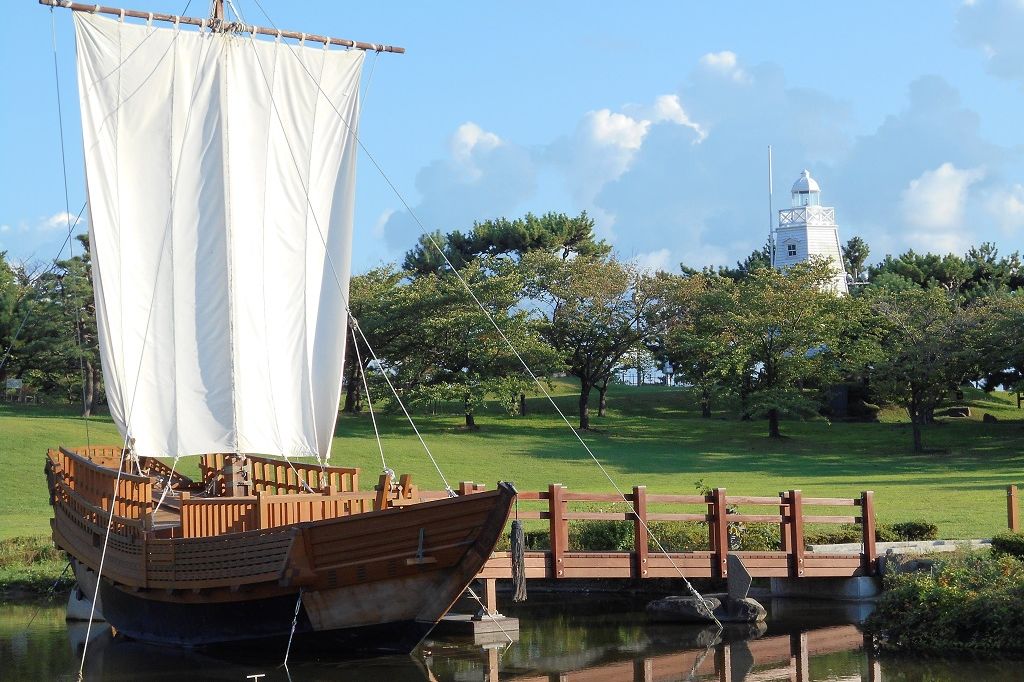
left=2, top=383, right=1023, bottom=539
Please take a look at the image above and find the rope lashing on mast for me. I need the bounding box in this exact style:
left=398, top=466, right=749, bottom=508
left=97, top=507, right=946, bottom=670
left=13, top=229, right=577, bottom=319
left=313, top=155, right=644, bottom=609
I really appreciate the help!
left=248, top=0, right=721, bottom=628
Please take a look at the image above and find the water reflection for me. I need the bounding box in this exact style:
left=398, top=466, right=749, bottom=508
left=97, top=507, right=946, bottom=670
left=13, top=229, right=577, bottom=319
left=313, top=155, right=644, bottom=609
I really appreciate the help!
left=2, top=595, right=1024, bottom=681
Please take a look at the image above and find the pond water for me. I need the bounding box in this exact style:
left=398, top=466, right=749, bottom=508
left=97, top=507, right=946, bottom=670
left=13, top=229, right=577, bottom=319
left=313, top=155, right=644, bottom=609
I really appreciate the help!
left=1, top=594, right=1020, bottom=681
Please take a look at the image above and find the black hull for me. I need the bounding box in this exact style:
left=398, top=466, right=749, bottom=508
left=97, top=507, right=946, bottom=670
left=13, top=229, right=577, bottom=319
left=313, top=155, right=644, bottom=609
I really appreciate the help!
left=99, top=582, right=433, bottom=655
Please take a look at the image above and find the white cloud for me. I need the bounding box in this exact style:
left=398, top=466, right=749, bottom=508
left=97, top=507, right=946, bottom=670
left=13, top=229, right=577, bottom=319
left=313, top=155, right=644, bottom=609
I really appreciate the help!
left=371, top=208, right=395, bottom=239
left=0, top=224, right=10, bottom=233
left=900, top=163, right=985, bottom=253
left=901, top=163, right=985, bottom=231
left=586, top=109, right=649, bottom=151
left=984, top=183, right=1024, bottom=233
left=42, top=211, right=82, bottom=231
left=449, top=122, right=504, bottom=180
left=632, top=248, right=672, bottom=273
left=651, top=95, right=707, bottom=142
left=698, top=51, right=749, bottom=83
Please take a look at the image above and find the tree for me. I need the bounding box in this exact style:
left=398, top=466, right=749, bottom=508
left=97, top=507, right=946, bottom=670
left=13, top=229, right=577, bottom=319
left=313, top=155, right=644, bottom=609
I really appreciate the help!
left=401, top=260, right=557, bottom=429
left=867, top=287, right=991, bottom=452
left=715, top=241, right=773, bottom=282
left=728, top=259, right=848, bottom=438
left=842, top=236, right=870, bottom=283
left=654, top=272, right=741, bottom=418
left=529, top=253, right=660, bottom=430
left=403, top=211, right=610, bottom=276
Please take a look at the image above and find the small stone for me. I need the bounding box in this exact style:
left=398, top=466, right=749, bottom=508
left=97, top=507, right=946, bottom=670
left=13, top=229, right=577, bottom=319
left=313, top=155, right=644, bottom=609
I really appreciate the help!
left=727, top=554, right=753, bottom=601
left=646, top=595, right=721, bottom=623
left=983, top=413, right=999, bottom=423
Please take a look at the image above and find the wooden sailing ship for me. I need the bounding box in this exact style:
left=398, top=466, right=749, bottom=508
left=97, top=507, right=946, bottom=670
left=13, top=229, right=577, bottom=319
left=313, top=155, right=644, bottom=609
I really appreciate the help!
left=42, top=0, right=516, bottom=653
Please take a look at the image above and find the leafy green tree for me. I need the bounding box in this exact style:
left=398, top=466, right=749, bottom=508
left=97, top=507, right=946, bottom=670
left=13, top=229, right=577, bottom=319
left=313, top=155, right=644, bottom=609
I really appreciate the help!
left=867, top=287, right=992, bottom=452
left=728, top=259, right=848, bottom=438
left=528, top=253, right=660, bottom=430
left=653, top=272, right=741, bottom=418
left=401, top=260, right=558, bottom=429
left=403, top=211, right=610, bottom=276
left=715, top=241, right=773, bottom=282
left=842, top=236, right=870, bottom=283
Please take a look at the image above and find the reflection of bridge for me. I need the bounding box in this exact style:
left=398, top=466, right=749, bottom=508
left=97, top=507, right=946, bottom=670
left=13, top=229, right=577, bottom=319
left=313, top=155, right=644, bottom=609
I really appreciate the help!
left=474, top=485, right=877, bottom=583
left=473, top=625, right=880, bottom=682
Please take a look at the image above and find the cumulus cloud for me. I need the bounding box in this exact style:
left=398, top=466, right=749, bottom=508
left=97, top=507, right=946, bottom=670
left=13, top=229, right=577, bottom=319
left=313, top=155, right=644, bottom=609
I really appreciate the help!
left=380, top=121, right=536, bottom=253
left=698, top=51, right=749, bottom=84
left=983, top=183, right=1024, bottom=233
left=957, top=0, right=1024, bottom=88
left=42, top=211, right=83, bottom=231
left=900, top=163, right=985, bottom=251
left=632, top=248, right=673, bottom=273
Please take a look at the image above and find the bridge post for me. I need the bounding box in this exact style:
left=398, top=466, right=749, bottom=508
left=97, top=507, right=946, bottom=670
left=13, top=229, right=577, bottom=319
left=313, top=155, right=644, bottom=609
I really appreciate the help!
left=787, top=490, right=804, bottom=577
left=1008, top=485, right=1019, bottom=532
left=548, top=483, right=567, bottom=578
left=711, top=488, right=728, bottom=578
left=632, top=485, right=648, bottom=579
left=860, top=491, right=877, bottom=575
left=778, top=491, right=791, bottom=553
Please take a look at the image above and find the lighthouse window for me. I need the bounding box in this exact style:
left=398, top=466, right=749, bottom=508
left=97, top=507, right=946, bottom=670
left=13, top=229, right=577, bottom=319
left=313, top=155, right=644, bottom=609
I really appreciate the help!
left=787, top=243, right=797, bottom=257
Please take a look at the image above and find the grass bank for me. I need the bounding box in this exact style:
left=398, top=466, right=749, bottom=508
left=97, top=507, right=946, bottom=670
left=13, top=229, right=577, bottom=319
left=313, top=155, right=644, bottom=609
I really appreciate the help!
left=0, top=536, right=72, bottom=599
left=2, top=383, right=1023, bottom=542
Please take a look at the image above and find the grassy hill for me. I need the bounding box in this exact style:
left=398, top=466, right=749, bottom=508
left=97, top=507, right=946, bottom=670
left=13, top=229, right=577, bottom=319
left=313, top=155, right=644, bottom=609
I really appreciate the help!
left=2, top=382, right=1022, bottom=539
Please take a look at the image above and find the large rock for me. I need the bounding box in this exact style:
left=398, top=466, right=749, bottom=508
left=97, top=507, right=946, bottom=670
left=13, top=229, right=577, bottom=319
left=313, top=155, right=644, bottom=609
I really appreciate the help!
left=646, top=595, right=721, bottom=623
left=719, top=597, right=766, bottom=623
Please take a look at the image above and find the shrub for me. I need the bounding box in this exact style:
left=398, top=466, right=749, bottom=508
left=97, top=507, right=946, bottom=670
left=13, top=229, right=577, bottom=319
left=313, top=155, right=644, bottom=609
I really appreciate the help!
left=864, top=552, right=1024, bottom=653
left=990, top=531, right=1024, bottom=559
left=890, top=520, right=938, bottom=541
left=569, top=521, right=633, bottom=551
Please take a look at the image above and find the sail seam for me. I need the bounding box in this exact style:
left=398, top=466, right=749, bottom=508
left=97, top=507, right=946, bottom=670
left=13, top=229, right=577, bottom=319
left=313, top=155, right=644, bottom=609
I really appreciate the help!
left=300, top=46, right=329, bottom=457
left=222, top=31, right=240, bottom=454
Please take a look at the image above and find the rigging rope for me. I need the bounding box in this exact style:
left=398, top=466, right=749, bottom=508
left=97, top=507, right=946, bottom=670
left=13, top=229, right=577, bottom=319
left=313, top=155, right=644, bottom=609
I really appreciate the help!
left=248, top=0, right=720, bottom=628
left=51, top=6, right=92, bottom=450
left=350, top=319, right=387, bottom=473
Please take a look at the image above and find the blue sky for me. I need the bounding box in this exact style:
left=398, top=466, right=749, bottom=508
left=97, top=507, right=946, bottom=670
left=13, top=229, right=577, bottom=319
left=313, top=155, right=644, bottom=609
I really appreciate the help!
left=2, top=0, right=1022, bottom=273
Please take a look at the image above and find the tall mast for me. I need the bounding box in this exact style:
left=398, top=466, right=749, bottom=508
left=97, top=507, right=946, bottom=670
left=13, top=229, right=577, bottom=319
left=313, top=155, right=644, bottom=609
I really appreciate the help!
left=767, top=145, right=775, bottom=268
left=211, top=0, right=223, bottom=22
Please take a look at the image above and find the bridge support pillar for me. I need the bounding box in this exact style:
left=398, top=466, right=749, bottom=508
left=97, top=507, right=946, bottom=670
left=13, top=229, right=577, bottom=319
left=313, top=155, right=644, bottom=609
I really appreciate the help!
left=769, top=576, right=881, bottom=601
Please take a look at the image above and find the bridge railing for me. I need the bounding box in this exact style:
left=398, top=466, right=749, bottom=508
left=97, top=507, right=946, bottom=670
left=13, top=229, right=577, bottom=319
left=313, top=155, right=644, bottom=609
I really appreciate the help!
left=475, top=484, right=877, bottom=580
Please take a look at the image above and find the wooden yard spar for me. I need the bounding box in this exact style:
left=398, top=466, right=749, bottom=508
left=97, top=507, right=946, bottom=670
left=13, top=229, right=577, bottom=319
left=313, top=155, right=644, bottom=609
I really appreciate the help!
left=42, top=0, right=517, bottom=660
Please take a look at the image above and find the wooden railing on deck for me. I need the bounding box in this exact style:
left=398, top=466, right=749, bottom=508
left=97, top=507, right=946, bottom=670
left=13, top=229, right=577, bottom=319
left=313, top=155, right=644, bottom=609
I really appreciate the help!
left=199, top=454, right=359, bottom=495
left=49, top=447, right=153, bottom=526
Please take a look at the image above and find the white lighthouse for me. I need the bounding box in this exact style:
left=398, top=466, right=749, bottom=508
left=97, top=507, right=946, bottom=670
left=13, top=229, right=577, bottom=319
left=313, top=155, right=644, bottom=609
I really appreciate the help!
left=773, top=169, right=848, bottom=294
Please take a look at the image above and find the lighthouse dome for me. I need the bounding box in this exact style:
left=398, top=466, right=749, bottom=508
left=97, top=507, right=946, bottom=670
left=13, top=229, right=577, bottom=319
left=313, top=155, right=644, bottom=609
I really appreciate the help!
left=791, top=169, right=820, bottom=194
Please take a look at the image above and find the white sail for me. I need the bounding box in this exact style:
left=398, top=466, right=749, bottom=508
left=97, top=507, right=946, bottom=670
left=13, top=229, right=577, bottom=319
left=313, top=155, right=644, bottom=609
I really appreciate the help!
left=74, top=13, right=363, bottom=459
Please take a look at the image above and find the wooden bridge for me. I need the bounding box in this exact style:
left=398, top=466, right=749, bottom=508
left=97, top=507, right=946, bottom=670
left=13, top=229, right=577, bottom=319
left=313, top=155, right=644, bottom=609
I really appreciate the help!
left=472, top=484, right=878, bottom=583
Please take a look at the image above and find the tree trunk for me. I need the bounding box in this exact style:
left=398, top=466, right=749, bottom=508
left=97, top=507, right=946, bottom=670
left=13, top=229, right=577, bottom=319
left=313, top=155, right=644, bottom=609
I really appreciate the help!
left=82, top=358, right=96, bottom=417
left=598, top=383, right=608, bottom=418
left=768, top=408, right=781, bottom=438
left=519, top=392, right=527, bottom=416
left=342, top=366, right=361, bottom=413
left=912, top=419, right=923, bottom=453
left=579, top=382, right=592, bottom=430
left=700, top=388, right=711, bottom=418
left=465, top=396, right=478, bottom=430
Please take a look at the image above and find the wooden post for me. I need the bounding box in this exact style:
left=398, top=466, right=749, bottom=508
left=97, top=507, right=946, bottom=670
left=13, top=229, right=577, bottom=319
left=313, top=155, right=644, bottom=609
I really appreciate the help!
left=632, top=486, right=648, bottom=579
left=458, top=481, right=472, bottom=496
left=1008, top=485, right=1019, bottom=532
left=712, top=488, right=728, bottom=578
left=788, top=489, right=804, bottom=578
left=860, top=491, right=877, bottom=575
left=548, top=483, right=567, bottom=578
left=374, top=472, right=391, bottom=511
left=778, top=491, right=791, bottom=553
left=483, top=577, right=498, bottom=615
